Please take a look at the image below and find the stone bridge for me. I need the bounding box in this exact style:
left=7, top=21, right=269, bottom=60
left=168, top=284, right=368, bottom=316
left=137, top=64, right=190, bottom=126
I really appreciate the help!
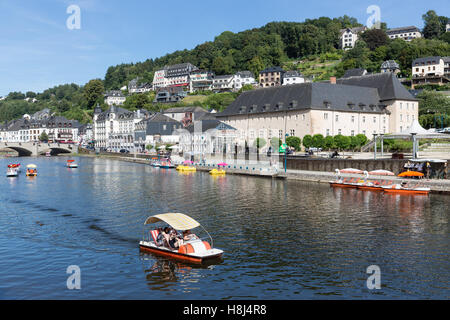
left=0, top=142, right=78, bottom=156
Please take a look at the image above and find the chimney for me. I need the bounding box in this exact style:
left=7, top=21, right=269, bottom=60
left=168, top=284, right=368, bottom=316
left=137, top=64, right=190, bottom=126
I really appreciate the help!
left=330, top=76, right=336, bottom=84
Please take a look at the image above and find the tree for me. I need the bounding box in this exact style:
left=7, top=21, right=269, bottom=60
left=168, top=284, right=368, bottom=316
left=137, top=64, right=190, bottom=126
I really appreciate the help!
left=286, top=136, right=301, bottom=151
left=83, top=79, right=104, bottom=108
left=303, top=135, right=313, bottom=149
left=253, top=137, right=266, bottom=149
left=333, top=134, right=351, bottom=151
left=312, top=134, right=325, bottom=149
left=270, top=137, right=282, bottom=149
left=324, top=136, right=335, bottom=150
left=355, top=134, right=368, bottom=150
left=360, top=28, right=389, bottom=50
left=422, top=10, right=442, bottom=39
left=39, top=131, right=49, bottom=142
left=417, top=90, right=450, bottom=115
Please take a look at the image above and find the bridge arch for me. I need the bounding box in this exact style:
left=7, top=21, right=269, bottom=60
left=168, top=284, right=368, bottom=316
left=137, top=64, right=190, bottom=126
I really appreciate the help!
left=0, top=146, right=32, bottom=157
left=40, top=147, right=72, bottom=156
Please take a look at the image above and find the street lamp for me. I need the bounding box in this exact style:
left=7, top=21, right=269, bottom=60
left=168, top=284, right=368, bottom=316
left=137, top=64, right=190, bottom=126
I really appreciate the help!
left=373, top=133, right=378, bottom=160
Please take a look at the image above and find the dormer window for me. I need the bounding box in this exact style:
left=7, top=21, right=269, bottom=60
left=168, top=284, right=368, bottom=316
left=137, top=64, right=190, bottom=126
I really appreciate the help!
left=347, top=103, right=355, bottom=109
left=359, top=103, right=366, bottom=110
left=324, top=101, right=331, bottom=109
left=290, top=100, right=297, bottom=109
left=239, top=106, right=246, bottom=114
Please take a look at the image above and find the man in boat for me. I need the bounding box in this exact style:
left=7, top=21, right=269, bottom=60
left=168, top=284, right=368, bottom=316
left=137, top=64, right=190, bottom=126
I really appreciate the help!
left=183, top=230, right=199, bottom=241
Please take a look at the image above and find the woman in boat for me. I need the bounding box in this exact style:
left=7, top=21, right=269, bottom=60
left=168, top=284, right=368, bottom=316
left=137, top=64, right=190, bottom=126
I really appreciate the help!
left=161, top=227, right=172, bottom=248
left=168, top=230, right=183, bottom=250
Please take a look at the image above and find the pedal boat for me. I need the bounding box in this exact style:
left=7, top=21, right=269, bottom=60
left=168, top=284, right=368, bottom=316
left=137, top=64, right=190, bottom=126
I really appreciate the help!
left=139, top=213, right=223, bottom=265
left=382, top=184, right=430, bottom=195
left=209, top=168, right=226, bottom=175
left=66, top=160, right=78, bottom=168
left=176, top=165, right=197, bottom=172
left=6, top=167, right=18, bottom=177
left=26, top=164, right=37, bottom=177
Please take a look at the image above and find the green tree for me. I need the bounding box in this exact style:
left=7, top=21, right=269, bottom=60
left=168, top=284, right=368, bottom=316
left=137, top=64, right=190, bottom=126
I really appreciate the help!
left=417, top=90, right=450, bottom=115
left=286, top=136, right=301, bottom=151
left=83, top=79, right=104, bottom=109
left=303, top=135, right=313, bottom=149
left=334, top=135, right=351, bottom=151
left=355, top=134, right=368, bottom=150
left=324, top=136, right=335, bottom=150
left=312, top=134, right=325, bottom=149
left=360, top=28, right=389, bottom=50
left=39, top=131, right=49, bottom=142
left=270, top=137, right=282, bottom=149
left=422, top=10, right=442, bottom=39
left=253, top=137, right=266, bottom=149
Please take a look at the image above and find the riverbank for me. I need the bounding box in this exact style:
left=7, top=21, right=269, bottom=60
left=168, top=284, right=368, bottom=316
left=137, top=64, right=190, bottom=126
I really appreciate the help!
left=80, top=153, right=450, bottom=194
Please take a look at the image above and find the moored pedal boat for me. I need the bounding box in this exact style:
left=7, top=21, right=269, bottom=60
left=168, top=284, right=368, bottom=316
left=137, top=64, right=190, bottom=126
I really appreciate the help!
left=382, top=184, right=430, bottom=195
left=6, top=167, right=18, bottom=177
left=26, top=164, right=37, bottom=177
left=139, top=213, right=223, bottom=265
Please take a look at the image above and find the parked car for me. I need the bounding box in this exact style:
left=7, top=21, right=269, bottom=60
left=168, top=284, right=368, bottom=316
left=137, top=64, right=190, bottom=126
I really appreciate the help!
left=119, top=149, right=130, bottom=154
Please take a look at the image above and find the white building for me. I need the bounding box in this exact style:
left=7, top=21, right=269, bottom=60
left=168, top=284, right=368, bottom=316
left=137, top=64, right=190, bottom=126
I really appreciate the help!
left=386, top=26, right=422, bottom=41
left=212, top=71, right=257, bottom=92
left=411, top=56, right=450, bottom=89
left=340, top=26, right=366, bottom=50
left=93, top=104, right=150, bottom=152
left=189, top=70, right=214, bottom=92
left=104, top=90, right=126, bottom=106
left=282, top=71, right=305, bottom=86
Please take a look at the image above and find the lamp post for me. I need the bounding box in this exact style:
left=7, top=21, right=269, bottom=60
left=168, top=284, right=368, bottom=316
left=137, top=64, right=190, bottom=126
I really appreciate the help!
left=373, top=133, right=378, bottom=160
left=411, top=133, right=417, bottom=159
left=380, top=133, right=384, bottom=158
left=284, top=133, right=289, bottom=173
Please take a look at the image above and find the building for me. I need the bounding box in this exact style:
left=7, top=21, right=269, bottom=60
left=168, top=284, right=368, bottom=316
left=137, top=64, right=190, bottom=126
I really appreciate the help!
left=259, top=67, right=285, bottom=87
left=176, top=119, right=237, bottom=156
left=282, top=71, right=305, bottom=86
left=93, top=104, right=149, bottom=151
left=134, top=113, right=182, bottom=151
left=163, top=106, right=211, bottom=127
left=78, top=123, right=93, bottom=147
left=104, top=90, right=126, bottom=106
left=386, top=26, right=422, bottom=41
left=216, top=72, right=418, bottom=148
left=0, top=115, right=81, bottom=143
left=339, top=26, right=366, bottom=50
left=189, top=69, right=214, bottom=92
left=152, top=69, right=168, bottom=89
left=411, top=56, right=450, bottom=88
left=212, top=74, right=235, bottom=92
left=381, top=60, right=401, bottom=74
left=212, top=71, right=257, bottom=92
left=154, top=87, right=187, bottom=103
left=447, top=23, right=450, bottom=32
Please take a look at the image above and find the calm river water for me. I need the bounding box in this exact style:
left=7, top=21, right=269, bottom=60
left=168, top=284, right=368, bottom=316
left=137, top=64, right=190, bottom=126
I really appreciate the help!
left=0, top=156, right=448, bottom=299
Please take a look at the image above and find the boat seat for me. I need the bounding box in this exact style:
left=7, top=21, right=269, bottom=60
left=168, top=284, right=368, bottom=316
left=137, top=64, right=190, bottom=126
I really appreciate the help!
left=150, top=229, right=160, bottom=244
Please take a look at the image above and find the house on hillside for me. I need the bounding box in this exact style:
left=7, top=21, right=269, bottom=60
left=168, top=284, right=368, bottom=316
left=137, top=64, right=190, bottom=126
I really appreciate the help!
left=339, top=26, right=367, bottom=50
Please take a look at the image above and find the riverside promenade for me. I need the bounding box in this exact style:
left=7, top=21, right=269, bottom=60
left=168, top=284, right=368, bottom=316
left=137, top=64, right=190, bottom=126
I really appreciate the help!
left=95, top=153, right=450, bottom=194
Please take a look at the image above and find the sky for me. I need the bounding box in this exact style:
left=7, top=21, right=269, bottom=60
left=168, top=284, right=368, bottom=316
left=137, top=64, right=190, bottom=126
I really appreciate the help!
left=0, top=0, right=448, bottom=96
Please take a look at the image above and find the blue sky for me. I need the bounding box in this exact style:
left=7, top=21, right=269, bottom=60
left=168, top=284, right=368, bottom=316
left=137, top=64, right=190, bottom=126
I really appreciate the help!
left=0, top=0, right=448, bottom=96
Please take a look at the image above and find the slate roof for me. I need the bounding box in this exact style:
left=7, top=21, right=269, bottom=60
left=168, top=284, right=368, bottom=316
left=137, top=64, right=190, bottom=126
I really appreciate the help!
left=96, top=105, right=134, bottom=121
left=386, top=26, right=420, bottom=35
left=336, top=72, right=417, bottom=102
left=260, top=66, right=285, bottom=74
left=412, top=56, right=443, bottom=65
left=381, top=60, right=400, bottom=70
left=185, top=120, right=236, bottom=133
left=342, top=68, right=367, bottom=78
left=217, top=82, right=386, bottom=118
left=164, top=106, right=209, bottom=114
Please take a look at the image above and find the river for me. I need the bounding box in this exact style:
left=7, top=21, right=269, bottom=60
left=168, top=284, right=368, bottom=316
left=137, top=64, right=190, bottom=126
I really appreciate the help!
left=0, top=156, right=448, bottom=299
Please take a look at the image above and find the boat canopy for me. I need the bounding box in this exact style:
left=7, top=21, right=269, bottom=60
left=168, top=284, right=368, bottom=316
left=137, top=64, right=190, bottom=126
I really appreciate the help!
left=409, top=159, right=447, bottom=163
left=144, top=213, right=200, bottom=231
left=27, top=164, right=37, bottom=168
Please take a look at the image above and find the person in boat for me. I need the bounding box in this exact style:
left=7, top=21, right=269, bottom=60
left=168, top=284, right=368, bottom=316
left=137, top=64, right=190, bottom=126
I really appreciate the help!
left=155, top=227, right=165, bottom=246
left=168, top=230, right=183, bottom=250
left=183, top=230, right=198, bottom=241
left=161, top=227, right=172, bottom=248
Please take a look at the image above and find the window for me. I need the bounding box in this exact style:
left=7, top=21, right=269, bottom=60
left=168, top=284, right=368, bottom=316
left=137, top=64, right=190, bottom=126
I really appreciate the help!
left=324, top=113, right=328, bottom=120
left=351, top=115, right=355, bottom=123
left=335, top=115, right=339, bottom=122
left=290, top=129, right=295, bottom=136
left=338, top=129, right=342, bottom=135
left=362, top=116, right=366, bottom=123
left=326, top=129, right=330, bottom=136
left=400, top=114, right=403, bottom=122
left=279, top=130, right=283, bottom=140
left=373, top=117, right=376, bottom=123
left=351, top=130, right=355, bottom=136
